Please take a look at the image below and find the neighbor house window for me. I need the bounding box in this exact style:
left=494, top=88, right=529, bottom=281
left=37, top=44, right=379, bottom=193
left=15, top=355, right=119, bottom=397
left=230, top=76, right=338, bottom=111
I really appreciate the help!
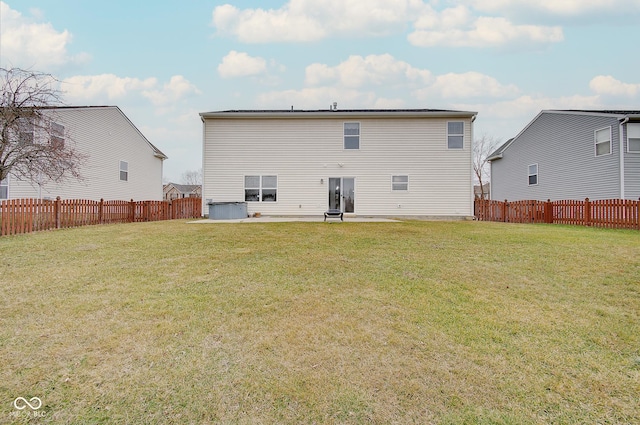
left=245, top=175, right=277, bottom=202
left=447, top=121, right=464, bottom=149
left=344, top=122, right=360, bottom=149
left=627, top=123, right=640, bottom=153
left=392, top=175, right=409, bottom=191
left=595, top=127, right=611, bottom=156
left=119, top=161, right=128, bottom=181
left=18, top=118, right=34, bottom=144
left=51, top=122, right=65, bottom=149
left=528, top=164, right=538, bottom=186
left=0, top=177, right=8, bottom=199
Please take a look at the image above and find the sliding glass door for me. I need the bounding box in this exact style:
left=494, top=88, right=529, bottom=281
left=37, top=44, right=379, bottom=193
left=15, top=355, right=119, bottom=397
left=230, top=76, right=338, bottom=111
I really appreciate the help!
left=328, top=177, right=355, bottom=213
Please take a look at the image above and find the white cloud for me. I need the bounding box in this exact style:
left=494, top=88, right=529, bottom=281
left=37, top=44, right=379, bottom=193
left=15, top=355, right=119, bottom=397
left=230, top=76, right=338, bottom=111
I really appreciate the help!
left=256, top=87, right=378, bottom=109
left=416, top=72, right=519, bottom=99
left=212, top=1, right=565, bottom=48
left=305, top=54, right=432, bottom=88
left=212, top=0, right=426, bottom=43
left=62, top=74, right=157, bottom=101
left=143, top=75, right=201, bottom=106
left=409, top=6, right=563, bottom=48
left=589, top=75, right=640, bottom=97
left=302, top=55, right=514, bottom=101
left=61, top=73, right=201, bottom=117
left=0, top=1, right=88, bottom=68
left=466, top=0, right=640, bottom=17
left=218, top=51, right=268, bottom=78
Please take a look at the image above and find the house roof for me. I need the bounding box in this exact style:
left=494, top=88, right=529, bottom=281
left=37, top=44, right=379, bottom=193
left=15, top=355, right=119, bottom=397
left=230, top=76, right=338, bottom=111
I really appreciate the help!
left=200, top=108, right=478, bottom=120
left=551, top=109, right=640, bottom=116
left=43, top=106, right=168, bottom=160
left=487, top=138, right=513, bottom=161
left=164, top=183, right=201, bottom=194
left=487, top=109, right=640, bottom=161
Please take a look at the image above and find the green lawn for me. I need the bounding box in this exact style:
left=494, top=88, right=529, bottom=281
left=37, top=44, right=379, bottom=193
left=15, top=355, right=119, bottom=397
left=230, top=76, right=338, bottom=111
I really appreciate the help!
left=1, top=220, right=639, bottom=424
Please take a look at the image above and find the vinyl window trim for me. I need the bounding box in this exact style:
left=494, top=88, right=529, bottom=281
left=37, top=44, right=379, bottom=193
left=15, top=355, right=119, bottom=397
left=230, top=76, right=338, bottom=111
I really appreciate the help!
left=391, top=175, right=409, bottom=191
left=528, top=163, right=538, bottom=186
left=594, top=126, right=612, bottom=157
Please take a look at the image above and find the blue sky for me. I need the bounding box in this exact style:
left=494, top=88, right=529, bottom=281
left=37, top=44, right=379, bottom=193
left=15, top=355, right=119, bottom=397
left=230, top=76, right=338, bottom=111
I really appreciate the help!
left=2, top=0, right=640, bottom=182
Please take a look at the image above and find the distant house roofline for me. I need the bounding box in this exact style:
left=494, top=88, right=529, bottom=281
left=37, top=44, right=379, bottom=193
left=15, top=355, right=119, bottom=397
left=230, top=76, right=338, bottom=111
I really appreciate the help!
left=36, top=105, right=168, bottom=160
left=488, top=109, right=640, bottom=161
left=200, top=109, right=478, bottom=120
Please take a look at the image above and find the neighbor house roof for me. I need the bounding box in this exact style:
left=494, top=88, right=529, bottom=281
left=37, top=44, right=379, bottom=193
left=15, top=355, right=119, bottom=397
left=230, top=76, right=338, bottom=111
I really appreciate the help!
left=200, top=108, right=478, bottom=120
left=487, top=109, right=640, bottom=161
left=164, top=183, right=201, bottom=194
left=43, top=106, right=168, bottom=160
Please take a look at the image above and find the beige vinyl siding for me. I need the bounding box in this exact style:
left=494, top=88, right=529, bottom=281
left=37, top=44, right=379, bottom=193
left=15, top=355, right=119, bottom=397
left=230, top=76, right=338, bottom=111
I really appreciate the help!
left=7, top=107, right=164, bottom=201
left=203, top=115, right=473, bottom=217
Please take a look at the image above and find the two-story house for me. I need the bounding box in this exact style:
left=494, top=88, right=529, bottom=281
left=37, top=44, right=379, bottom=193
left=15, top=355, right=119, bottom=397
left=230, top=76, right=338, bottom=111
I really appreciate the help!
left=489, top=110, right=640, bottom=201
left=1, top=106, right=167, bottom=201
left=200, top=108, right=477, bottom=218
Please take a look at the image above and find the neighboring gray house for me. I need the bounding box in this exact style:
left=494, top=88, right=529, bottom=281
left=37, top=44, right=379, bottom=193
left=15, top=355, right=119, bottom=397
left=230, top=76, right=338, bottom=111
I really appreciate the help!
left=201, top=108, right=478, bottom=218
left=489, top=110, right=640, bottom=201
left=1, top=106, right=167, bottom=201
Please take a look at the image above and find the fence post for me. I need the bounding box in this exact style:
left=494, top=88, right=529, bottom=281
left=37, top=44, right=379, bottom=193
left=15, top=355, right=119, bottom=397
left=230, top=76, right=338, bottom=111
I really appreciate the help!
left=129, top=199, right=136, bottom=223
left=98, top=198, right=104, bottom=224
left=637, top=198, right=640, bottom=231
left=545, top=199, right=553, bottom=224
left=584, top=198, right=591, bottom=227
left=503, top=199, right=508, bottom=222
left=55, top=196, right=61, bottom=229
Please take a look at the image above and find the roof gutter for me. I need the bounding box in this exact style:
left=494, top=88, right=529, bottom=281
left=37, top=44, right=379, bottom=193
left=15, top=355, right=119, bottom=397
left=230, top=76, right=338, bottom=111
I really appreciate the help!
left=199, top=110, right=478, bottom=120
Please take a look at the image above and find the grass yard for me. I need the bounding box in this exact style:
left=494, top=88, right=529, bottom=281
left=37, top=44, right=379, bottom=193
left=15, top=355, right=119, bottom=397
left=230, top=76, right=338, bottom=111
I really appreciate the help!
left=0, top=220, right=639, bottom=424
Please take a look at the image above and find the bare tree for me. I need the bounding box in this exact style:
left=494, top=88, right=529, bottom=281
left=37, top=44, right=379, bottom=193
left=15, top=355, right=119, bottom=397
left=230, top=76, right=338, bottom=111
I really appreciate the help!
left=0, top=67, right=85, bottom=184
left=181, top=168, right=202, bottom=185
left=473, top=134, right=501, bottom=200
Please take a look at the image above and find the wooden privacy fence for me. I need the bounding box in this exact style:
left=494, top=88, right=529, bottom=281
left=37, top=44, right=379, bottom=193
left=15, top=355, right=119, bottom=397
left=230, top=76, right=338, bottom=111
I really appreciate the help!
left=1, top=197, right=202, bottom=236
left=475, top=198, right=640, bottom=230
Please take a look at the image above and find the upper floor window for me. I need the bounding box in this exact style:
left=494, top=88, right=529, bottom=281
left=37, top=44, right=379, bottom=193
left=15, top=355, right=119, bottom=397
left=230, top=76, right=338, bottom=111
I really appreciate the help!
left=18, top=118, right=34, bottom=144
left=628, top=123, right=640, bottom=153
left=0, top=177, right=8, bottom=199
left=120, top=161, right=129, bottom=181
left=595, top=127, right=611, bottom=156
left=245, top=175, right=277, bottom=202
left=528, top=164, right=538, bottom=186
left=344, top=122, right=360, bottom=149
left=447, top=121, right=464, bottom=149
left=51, top=122, right=65, bottom=149
left=392, top=175, right=409, bottom=191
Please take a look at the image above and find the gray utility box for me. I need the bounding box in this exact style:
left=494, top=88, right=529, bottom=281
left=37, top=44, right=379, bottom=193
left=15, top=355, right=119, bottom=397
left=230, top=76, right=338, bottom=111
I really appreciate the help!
left=208, top=202, right=248, bottom=220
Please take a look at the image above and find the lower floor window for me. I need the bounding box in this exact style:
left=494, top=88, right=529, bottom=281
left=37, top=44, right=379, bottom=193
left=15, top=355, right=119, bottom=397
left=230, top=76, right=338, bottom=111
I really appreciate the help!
left=245, top=175, right=277, bottom=202
left=392, top=175, right=409, bottom=191
left=0, top=177, right=7, bottom=199
left=528, top=164, right=538, bottom=186
left=120, top=161, right=129, bottom=181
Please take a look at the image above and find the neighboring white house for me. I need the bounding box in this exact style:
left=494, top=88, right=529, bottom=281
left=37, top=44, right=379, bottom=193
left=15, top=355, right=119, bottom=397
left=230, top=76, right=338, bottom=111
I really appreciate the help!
left=489, top=110, right=640, bottom=201
left=200, top=108, right=477, bottom=218
left=1, top=106, right=167, bottom=201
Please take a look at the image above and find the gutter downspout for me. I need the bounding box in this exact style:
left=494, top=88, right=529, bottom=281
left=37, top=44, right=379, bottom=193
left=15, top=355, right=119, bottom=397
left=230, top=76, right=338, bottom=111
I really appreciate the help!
left=619, top=117, right=628, bottom=199
left=470, top=114, right=477, bottom=215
